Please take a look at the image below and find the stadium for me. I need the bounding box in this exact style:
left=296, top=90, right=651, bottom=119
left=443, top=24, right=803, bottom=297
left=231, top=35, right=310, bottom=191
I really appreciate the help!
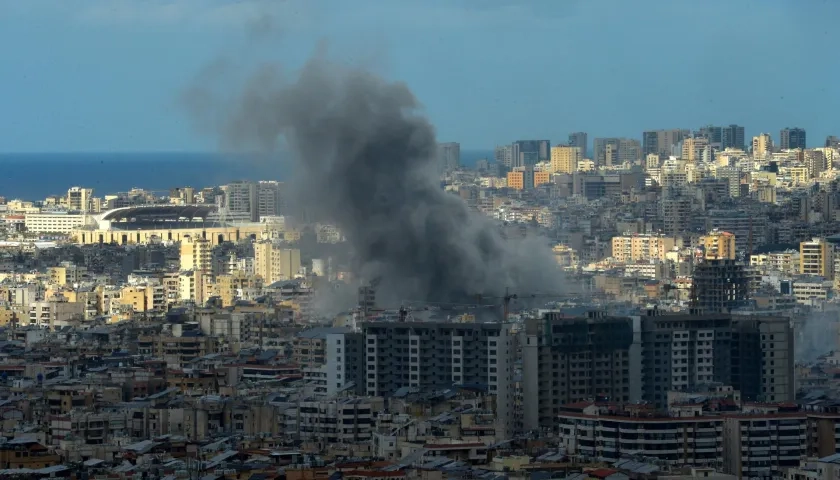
left=71, top=205, right=266, bottom=246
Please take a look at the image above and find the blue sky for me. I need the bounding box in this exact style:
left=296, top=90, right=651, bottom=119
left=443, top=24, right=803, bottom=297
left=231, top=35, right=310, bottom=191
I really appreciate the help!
left=0, top=0, right=837, bottom=152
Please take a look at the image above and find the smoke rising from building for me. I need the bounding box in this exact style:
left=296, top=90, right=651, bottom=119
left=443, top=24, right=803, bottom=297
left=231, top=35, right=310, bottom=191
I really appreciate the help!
left=796, top=313, right=838, bottom=364
left=183, top=48, right=564, bottom=306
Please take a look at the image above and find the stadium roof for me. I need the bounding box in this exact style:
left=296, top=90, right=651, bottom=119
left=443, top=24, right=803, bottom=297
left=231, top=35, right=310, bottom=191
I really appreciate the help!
left=100, top=205, right=215, bottom=221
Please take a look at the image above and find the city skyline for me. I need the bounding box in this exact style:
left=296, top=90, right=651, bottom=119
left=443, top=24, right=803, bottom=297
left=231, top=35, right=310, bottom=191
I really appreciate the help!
left=1, top=0, right=839, bottom=152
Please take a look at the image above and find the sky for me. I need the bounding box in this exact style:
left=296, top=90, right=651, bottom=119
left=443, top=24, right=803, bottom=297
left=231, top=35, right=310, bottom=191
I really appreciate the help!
left=0, top=0, right=838, bottom=152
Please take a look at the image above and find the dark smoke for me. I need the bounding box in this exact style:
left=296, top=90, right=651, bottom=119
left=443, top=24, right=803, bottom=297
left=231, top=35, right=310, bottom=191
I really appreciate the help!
left=183, top=48, right=564, bottom=305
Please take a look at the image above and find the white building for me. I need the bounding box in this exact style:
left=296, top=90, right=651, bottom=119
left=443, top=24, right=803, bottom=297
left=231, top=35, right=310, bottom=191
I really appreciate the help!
left=24, top=212, right=88, bottom=234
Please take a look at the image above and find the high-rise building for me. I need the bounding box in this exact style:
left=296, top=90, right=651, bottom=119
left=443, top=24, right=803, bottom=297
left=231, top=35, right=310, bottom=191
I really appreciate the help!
left=780, top=127, right=807, bottom=150
left=436, top=142, right=461, bottom=172
left=642, top=129, right=688, bottom=157
left=721, top=124, right=746, bottom=150
left=522, top=310, right=795, bottom=430
left=254, top=241, right=301, bottom=284
left=549, top=145, right=582, bottom=174
left=363, top=321, right=515, bottom=438
left=804, top=149, right=828, bottom=178
left=494, top=145, right=513, bottom=168
left=521, top=312, right=641, bottom=430
left=224, top=181, right=258, bottom=222
left=593, top=138, right=618, bottom=166
left=256, top=181, right=285, bottom=218
left=698, top=124, right=745, bottom=150
left=640, top=311, right=793, bottom=406
left=690, top=259, right=749, bottom=313
left=567, top=132, right=587, bottom=157
left=594, top=138, right=641, bottom=166
left=179, top=235, right=212, bottom=274
left=66, top=187, right=94, bottom=212
left=682, top=136, right=712, bottom=163
left=662, top=196, right=692, bottom=236
left=706, top=210, right=768, bottom=253
left=169, top=187, right=196, bottom=205
left=825, top=135, right=840, bottom=148
left=714, top=166, right=741, bottom=197
left=800, top=238, right=834, bottom=279
left=512, top=140, right=550, bottom=167
left=752, top=133, right=773, bottom=158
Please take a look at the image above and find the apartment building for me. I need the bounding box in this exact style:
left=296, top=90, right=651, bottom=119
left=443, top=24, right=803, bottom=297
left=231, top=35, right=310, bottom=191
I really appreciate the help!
left=286, top=397, right=382, bottom=444
left=362, top=321, right=514, bottom=439
left=137, top=334, right=219, bottom=368
left=257, top=180, right=285, bottom=217
left=521, top=311, right=641, bottom=431
left=550, top=146, right=583, bottom=174
left=29, top=297, right=85, bottom=329
left=723, top=412, right=806, bottom=478
left=560, top=402, right=840, bottom=479
left=66, top=186, right=94, bottom=212
left=294, top=327, right=365, bottom=397
left=224, top=180, right=258, bottom=222
left=521, top=310, right=794, bottom=431
left=254, top=241, right=301, bottom=284
left=801, top=238, right=834, bottom=279
left=793, top=277, right=833, bottom=304
left=558, top=403, right=724, bottom=467
left=641, top=311, right=793, bottom=406
left=702, top=230, right=736, bottom=260
left=611, top=233, right=677, bottom=263
left=179, top=235, right=212, bottom=274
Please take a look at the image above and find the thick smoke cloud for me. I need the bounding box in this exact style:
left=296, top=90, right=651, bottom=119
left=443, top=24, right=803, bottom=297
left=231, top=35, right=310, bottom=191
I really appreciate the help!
left=184, top=49, right=564, bottom=306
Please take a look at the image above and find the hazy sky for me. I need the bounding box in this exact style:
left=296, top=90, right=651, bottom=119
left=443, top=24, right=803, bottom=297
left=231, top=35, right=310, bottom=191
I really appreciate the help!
left=0, top=0, right=837, bottom=152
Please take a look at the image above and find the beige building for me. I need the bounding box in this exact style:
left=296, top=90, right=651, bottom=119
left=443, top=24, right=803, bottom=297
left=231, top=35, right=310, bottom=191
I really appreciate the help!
left=28, top=297, right=85, bottom=329
left=549, top=146, right=582, bottom=174
left=72, top=224, right=265, bottom=246
left=47, top=263, right=87, bottom=286
left=752, top=133, right=773, bottom=158
left=66, top=187, right=94, bottom=212
left=179, top=270, right=209, bottom=304
left=702, top=230, right=736, bottom=260
left=212, top=271, right=263, bottom=307
left=120, top=284, right=166, bottom=313
left=789, top=166, right=809, bottom=185
left=611, top=233, right=677, bottom=263
left=800, top=238, right=834, bottom=279
left=682, top=136, right=710, bottom=163
left=254, top=242, right=301, bottom=284
left=180, top=235, right=212, bottom=274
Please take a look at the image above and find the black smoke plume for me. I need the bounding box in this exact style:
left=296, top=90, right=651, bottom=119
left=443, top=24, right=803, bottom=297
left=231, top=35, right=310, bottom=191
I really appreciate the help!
left=183, top=48, right=564, bottom=306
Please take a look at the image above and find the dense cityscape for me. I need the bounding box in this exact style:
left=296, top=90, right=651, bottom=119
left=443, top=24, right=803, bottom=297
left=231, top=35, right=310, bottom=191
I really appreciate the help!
left=0, top=125, right=839, bottom=479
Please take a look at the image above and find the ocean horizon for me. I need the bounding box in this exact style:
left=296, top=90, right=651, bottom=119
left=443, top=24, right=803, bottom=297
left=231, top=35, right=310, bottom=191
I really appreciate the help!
left=0, top=150, right=493, bottom=201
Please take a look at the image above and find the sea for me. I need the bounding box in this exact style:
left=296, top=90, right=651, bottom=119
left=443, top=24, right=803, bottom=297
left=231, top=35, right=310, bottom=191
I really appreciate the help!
left=0, top=150, right=493, bottom=201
